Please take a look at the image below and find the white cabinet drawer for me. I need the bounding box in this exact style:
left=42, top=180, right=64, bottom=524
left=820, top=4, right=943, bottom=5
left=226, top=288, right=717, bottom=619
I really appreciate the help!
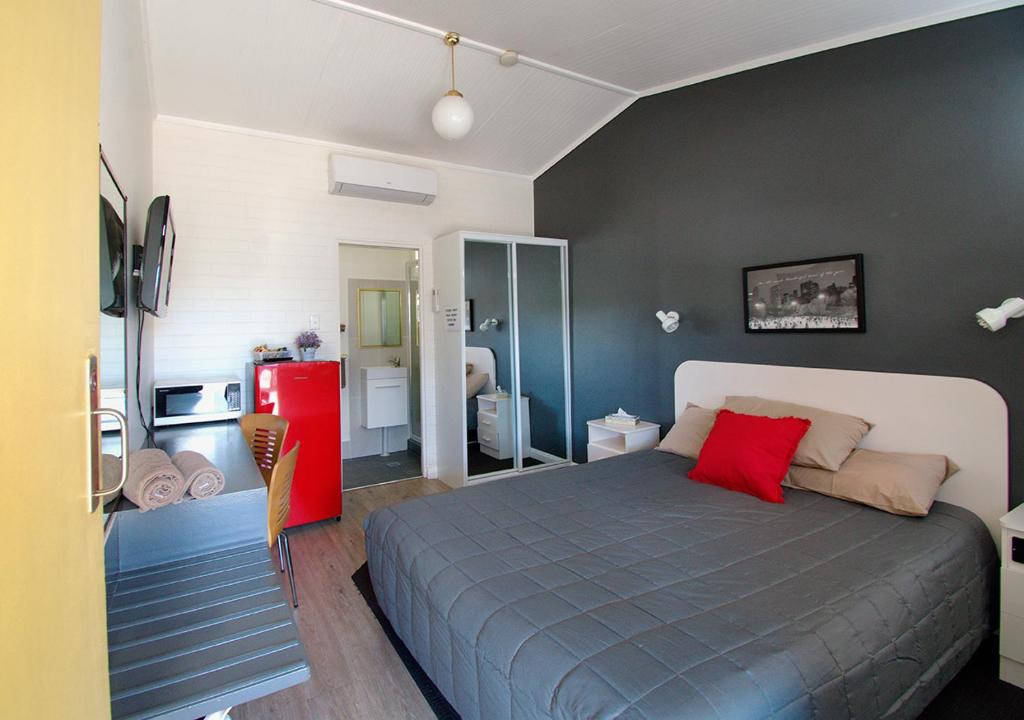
left=362, top=376, right=409, bottom=429
left=1002, top=569, right=1024, bottom=618
left=1002, top=612, right=1024, bottom=664
left=478, top=431, right=499, bottom=447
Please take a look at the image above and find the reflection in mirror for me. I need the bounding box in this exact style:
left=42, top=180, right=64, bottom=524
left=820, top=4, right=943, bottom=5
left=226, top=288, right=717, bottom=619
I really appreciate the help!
left=515, top=244, right=568, bottom=464
left=358, top=288, right=402, bottom=347
left=99, top=151, right=128, bottom=454
left=464, top=240, right=517, bottom=477
left=406, top=261, right=422, bottom=440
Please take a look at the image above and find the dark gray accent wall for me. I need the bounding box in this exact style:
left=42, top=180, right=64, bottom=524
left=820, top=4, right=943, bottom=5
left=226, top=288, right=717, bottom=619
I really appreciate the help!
left=535, top=9, right=1024, bottom=504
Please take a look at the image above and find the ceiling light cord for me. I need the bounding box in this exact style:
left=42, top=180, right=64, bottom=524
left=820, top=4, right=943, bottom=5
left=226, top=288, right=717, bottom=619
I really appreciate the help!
left=433, top=32, right=473, bottom=139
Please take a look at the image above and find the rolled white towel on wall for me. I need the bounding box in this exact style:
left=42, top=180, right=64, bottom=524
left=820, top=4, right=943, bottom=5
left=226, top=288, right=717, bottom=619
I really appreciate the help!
left=172, top=451, right=226, bottom=499
left=125, top=449, right=188, bottom=511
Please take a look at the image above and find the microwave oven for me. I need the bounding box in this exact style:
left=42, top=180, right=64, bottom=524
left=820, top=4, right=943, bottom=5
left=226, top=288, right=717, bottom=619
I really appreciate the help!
left=153, top=379, right=243, bottom=427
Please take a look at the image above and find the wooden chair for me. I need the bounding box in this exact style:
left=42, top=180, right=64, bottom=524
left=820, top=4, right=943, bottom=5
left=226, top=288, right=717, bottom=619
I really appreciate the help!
left=240, top=413, right=289, bottom=487
left=268, top=442, right=301, bottom=608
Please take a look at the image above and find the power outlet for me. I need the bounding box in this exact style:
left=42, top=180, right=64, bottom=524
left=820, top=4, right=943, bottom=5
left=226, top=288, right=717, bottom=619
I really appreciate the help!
left=309, top=314, right=320, bottom=330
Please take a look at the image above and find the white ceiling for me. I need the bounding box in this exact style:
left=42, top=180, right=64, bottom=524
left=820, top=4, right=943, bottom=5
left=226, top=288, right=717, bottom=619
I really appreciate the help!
left=353, top=0, right=1018, bottom=93
left=144, top=0, right=1017, bottom=176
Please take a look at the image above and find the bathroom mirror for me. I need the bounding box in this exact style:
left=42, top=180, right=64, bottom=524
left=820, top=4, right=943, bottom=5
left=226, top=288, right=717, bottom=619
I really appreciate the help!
left=358, top=288, right=402, bottom=347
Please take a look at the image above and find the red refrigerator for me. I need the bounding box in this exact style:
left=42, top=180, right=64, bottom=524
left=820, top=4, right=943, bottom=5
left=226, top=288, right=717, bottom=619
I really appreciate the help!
left=253, top=360, right=342, bottom=526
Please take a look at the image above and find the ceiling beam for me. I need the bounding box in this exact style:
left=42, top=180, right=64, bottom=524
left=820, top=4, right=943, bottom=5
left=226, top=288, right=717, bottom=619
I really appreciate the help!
left=310, top=0, right=640, bottom=98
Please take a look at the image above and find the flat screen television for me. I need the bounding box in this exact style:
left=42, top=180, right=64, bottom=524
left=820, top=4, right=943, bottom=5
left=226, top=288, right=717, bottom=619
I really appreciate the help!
left=99, top=196, right=126, bottom=317
left=138, top=195, right=176, bottom=317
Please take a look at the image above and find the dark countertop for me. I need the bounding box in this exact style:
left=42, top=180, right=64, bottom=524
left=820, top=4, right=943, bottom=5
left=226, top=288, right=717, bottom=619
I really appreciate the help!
left=107, top=420, right=264, bottom=513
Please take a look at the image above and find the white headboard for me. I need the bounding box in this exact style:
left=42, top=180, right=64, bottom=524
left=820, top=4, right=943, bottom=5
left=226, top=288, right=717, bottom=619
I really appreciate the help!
left=465, top=346, right=497, bottom=395
left=675, top=361, right=1008, bottom=544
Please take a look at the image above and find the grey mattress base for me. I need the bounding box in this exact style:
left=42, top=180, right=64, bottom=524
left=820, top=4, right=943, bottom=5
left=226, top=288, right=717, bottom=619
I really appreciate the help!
left=366, top=450, right=996, bottom=720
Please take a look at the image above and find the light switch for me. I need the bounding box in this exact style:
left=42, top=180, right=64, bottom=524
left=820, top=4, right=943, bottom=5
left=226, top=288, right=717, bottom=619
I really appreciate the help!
left=309, top=314, right=320, bottom=330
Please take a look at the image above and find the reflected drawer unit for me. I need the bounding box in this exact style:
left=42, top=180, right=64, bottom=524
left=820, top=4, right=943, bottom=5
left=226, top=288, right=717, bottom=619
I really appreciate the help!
left=476, top=393, right=530, bottom=461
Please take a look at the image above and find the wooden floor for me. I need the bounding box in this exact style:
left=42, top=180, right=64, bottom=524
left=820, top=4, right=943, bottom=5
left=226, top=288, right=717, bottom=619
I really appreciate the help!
left=233, top=477, right=450, bottom=720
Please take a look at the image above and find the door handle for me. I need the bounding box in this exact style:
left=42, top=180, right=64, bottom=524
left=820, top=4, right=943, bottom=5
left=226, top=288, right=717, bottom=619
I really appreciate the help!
left=88, top=353, right=130, bottom=512
left=91, top=408, right=129, bottom=510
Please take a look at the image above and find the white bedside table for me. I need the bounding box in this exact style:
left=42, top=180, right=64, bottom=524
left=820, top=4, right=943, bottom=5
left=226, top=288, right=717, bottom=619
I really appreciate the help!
left=586, top=419, right=660, bottom=462
left=1000, top=504, right=1024, bottom=688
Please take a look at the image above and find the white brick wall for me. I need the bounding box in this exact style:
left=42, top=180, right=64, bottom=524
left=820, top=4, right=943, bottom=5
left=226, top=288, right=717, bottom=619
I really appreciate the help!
left=100, top=0, right=154, bottom=449
left=151, top=117, right=534, bottom=476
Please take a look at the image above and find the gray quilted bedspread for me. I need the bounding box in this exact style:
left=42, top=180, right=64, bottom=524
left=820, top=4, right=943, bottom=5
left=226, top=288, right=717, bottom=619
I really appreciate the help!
left=364, top=450, right=996, bottom=720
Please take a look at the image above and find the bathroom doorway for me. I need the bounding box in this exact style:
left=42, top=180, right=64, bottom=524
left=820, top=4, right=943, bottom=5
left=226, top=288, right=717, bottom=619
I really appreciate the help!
left=338, top=243, right=424, bottom=489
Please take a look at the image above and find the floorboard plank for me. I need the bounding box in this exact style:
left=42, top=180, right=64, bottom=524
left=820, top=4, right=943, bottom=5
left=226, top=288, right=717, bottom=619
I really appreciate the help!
left=232, top=477, right=449, bottom=720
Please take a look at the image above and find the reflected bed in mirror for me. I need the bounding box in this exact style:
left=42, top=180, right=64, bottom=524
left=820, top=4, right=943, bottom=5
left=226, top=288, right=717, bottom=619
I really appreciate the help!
left=358, top=288, right=402, bottom=347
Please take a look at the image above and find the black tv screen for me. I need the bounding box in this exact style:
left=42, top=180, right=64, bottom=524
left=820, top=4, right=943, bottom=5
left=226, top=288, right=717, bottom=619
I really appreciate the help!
left=138, top=195, right=176, bottom=317
left=99, top=196, right=126, bottom=317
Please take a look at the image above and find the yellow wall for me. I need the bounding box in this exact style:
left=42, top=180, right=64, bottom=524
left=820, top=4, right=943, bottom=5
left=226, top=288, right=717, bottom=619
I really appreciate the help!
left=0, top=2, right=109, bottom=717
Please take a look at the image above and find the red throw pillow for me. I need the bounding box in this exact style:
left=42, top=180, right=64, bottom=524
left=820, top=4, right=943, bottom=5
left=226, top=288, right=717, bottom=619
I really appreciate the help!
left=688, top=409, right=811, bottom=503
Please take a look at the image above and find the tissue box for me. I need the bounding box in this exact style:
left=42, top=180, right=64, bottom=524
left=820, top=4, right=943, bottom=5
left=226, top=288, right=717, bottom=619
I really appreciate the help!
left=605, top=413, right=639, bottom=427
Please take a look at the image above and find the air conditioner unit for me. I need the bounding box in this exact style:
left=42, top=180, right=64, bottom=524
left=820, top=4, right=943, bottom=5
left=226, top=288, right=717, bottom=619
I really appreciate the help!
left=328, top=154, right=437, bottom=206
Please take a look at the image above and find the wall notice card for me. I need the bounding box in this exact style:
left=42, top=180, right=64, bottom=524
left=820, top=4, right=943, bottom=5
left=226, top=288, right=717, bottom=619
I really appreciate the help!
left=444, top=306, right=460, bottom=332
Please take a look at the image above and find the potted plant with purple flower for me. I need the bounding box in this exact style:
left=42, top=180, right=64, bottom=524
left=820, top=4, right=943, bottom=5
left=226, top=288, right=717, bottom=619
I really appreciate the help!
left=296, top=330, right=322, bottom=361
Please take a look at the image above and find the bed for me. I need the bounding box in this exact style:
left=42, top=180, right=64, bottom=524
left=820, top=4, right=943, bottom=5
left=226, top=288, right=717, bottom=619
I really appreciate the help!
left=465, top=346, right=497, bottom=432
left=365, top=361, right=1004, bottom=719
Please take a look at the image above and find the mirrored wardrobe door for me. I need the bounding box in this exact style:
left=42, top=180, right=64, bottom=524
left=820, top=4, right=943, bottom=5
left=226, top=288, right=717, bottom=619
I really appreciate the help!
left=464, top=240, right=517, bottom=478
left=99, top=150, right=129, bottom=454
left=514, top=243, right=569, bottom=466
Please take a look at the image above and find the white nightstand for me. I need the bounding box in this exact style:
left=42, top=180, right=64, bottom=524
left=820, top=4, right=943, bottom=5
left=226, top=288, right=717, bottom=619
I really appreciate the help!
left=586, top=419, right=661, bottom=462
left=476, top=393, right=531, bottom=461
left=1000, top=504, right=1024, bottom=688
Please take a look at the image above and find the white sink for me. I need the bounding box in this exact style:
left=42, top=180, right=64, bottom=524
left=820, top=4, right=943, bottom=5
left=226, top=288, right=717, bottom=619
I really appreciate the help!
left=361, top=366, right=408, bottom=380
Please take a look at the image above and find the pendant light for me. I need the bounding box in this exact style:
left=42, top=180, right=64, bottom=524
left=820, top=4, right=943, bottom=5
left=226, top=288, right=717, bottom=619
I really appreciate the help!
left=432, top=32, right=474, bottom=141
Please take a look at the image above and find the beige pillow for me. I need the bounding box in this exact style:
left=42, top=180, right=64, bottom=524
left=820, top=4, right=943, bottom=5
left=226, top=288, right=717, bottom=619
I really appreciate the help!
left=656, top=403, right=718, bottom=459
left=723, top=395, right=872, bottom=471
left=785, top=449, right=959, bottom=516
left=465, top=372, right=489, bottom=399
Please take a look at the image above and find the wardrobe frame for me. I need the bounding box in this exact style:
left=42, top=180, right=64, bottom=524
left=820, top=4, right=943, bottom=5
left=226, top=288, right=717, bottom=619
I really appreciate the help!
left=433, top=231, right=572, bottom=488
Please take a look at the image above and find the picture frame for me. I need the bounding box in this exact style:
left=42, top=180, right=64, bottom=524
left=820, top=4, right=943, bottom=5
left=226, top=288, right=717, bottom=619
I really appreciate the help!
left=464, top=299, right=474, bottom=331
left=743, top=254, right=865, bottom=333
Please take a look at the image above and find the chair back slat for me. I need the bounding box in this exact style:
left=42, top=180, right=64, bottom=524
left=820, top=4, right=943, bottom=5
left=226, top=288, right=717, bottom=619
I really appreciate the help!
left=240, top=413, right=289, bottom=487
left=267, top=443, right=300, bottom=545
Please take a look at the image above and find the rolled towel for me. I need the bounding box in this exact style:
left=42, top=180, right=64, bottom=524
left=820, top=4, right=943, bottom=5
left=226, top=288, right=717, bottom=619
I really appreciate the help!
left=101, top=454, right=123, bottom=503
left=125, top=449, right=187, bottom=511
left=171, top=451, right=226, bottom=500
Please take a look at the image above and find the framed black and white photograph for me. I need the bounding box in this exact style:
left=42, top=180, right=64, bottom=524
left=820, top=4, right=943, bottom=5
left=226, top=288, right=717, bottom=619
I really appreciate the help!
left=464, top=299, right=474, bottom=331
left=743, top=254, right=865, bottom=333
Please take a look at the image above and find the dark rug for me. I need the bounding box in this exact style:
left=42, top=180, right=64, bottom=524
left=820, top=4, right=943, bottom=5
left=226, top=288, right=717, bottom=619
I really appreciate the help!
left=352, top=563, right=460, bottom=720
left=353, top=563, right=1024, bottom=719
left=918, top=636, right=1024, bottom=719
